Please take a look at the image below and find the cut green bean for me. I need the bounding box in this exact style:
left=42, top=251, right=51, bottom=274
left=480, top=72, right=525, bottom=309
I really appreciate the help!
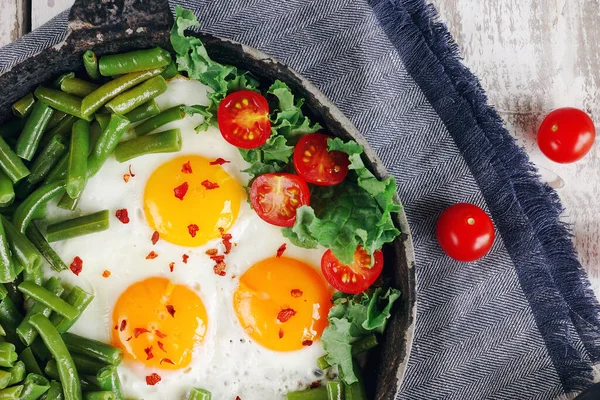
left=0, top=323, right=5, bottom=337
left=188, top=388, right=211, bottom=400
left=46, top=210, right=109, bottom=242
left=27, top=135, right=68, bottom=186
left=12, top=180, right=66, bottom=233
left=0, top=370, right=10, bottom=389
left=29, top=314, right=81, bottom=400
left=61, top=78, right=99, bottom=98
left=0, top=297, right=23, bottom=353
left=34, top=87, right=91, bottom=121
left=44, top=380, right=63, bottom=400
left=343, top=362, right=366, bottom=400
left=22, top=262, right=43, bottom=286
left=0, top=170, right=14, bottom=207
left=17, top=282, right=78, bottom=321
left=0, top=343, right=17, bottom=368
left=17, top=277, right=64, bottom=346
left=0, top=218, right=15, bottom=284
left=94, top=114, right=110, bottom=132
left=66, top=120, right=90, bottom=199
left=0, top=384, right=23, bottom=398
left=50, top=287, right=93, bottom=333
left=286, top=387, right=327, bottom=400
left=81, top=68, right=164, bottom=118
left=326, top=381, right=344, bottom=400
left=161, top=59, right=178, bottom=80
left=6, top=360, right=25, bottom=385
left=317, top=335, right=378, bottom=370
left=84, top=51, right=101, bottom=81
left=40, top=115, right=76, bottom=150
left=56, top=193, right=80, bottom=211
left=53, top=73, right=75, bottom=89
left=96, top=365, right=123, bottom=400
left=0, top=136, right=29, bottom=183
left=43, top=153, right=68, bottom=185
left=1, top=216, right=41, bottom=273
left=61, top=333, right=122, bottom=365
left=11, top=93, right=35, bottom=119
left=99, top=47, right=171, bottom=76
left=19, top=347, right=42, bottom=376
left=25, top=224, right=67, bottom=272
left=19, top=373, right=50, bottom=400
left=46, top=111, right=68, bottom=131
left=0, top=119, right=26, bottom=140
left=115, top=128, right=181, bottom=162
left=13, top=180, right=36, bottom=202
left=124, top=100, right=160, bottom=123
left=15, top=100, right=55, bottom=161
left=132, top=105, right=184, bottom=136
left=71, top=353, right=105, bottom=376
left=84, top=392, right=115, bottom=400
left=87, top=114, right=129, bottom=177
left=0, top=286, right=6, bottom=302
left=105, top=75, right=168, bottom=115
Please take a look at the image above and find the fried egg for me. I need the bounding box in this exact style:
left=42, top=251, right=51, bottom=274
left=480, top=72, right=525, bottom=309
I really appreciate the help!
left=43, top=77, right=332, bottom=399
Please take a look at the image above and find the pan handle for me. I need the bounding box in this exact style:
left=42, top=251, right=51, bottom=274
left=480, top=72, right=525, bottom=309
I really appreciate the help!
left=66, top=0, right=173, bottom=50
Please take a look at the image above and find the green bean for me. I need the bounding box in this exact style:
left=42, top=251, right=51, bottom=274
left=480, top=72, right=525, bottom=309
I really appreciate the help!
left=0, top=119, right=26, bottom=140
left=0, top=384, right=23, bottom=398
left=61, top=78, right=99, bottom=98
left=0, top=218, right=14, bottom=284
left=46, top=111, right=68, bottom=131
left=20, top=373, right=50, bottom=400
left=27, top=135, right=68, bottom=186
left=1, top=216, right=42, bottom=273
left=124, top=100, right=160, bottom=123
left=0, top=286, right=6, bottom=302
left=132, top=105, right=184, bottom=136
left=43, top=153, right=68, bottom=185
left=56, top=193, right=80, bottom=211
left=66, top=120, right=90, bottom=199
left=1, top=282, right=22, bottom=313
left=0, top=136, right=29, bottom=184
left=50, top=287, right=93, bottom=333
left=17, top=282, right=78, bottom=321
left=34, top=87, right=91, bottom=122
left=188, top=388, right=211, bottom=400
left=0, top=171, right=13, bottom=208
left=87, top=114, right=129, bottom=177
left=6, top=360, right=25, bottom=385
left=40, top=115, right=76, bottom=150
left=44, top=359, right=100, bottom=392
left=22, top=262, right=43, bottom=286
left=0, top=205, right=17, bottom=218
left=11, top=94, right=35, bottom=119
left=342, top=361, right=366, bottom=400
left=53, top=73, right=75, bottom=89
left=43, top=380, right=63, bottom=400
left=96, top=365, right=123, bottom=400
left=29, top=314, right=81, bottom=400
left=94, top=114, right=110, bottom=132
left=84, top=392, right=115, bottom=400
left=13, top=180, right=35, bottom=202
left=114, top=128, right=181, bottom=162
left=71, top=353, right=105, bottom=376
left=46, top=210, right=109, bottom=242
left=0, top=323, right=5, bottom=337
left=19, top=347, right=42, bottom=376
left=0, top=300, right=21, bottom=354
left=317, top=335, right=378, bottom=370
left=286, top=387, right=327, bottom=400
left=83, top=51, right=101, bottom=81
left=0, top=343, right=17, bottom=368
left=81, top=68, right=164, bottom=118
left=0, top=370, right=10, bottom=389
left=161, top=59, right=179, bottom=80
left=17, top=278, right=64, bottom=346
left=99, top=47, right=171, bottom=76
left=12, top=180, right=66, bottom=233
left=326, top=381, right=344, bottom=400
left=61, top=333, right=122, bottom=366
left=105, top=75, right=168, bottom=115
left=26, top=224, right=67, bottom=273
left=15, top=100, right=55, bottom=161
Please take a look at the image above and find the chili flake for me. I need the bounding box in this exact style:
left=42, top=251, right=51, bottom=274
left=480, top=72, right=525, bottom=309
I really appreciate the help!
left=310, top=381, right=320, bottom=389
left=209, top=158, right=230, bottom=165
left=174, top=182, right=189, bottom=200
left=236, top=397, right=242, bottom=400
left=123, top=174, right=130, bottom=183
left=151, top=231, right=160, bottom=245
left=181, top=161, right=193, bottom=174
left=133, top=328, right=149, bottom=338
left=169, top=262, right=174, bottom=272
left=219, top=228, right=233, bottom=254
left=126, top=336, right=132, bottom=341
left=205, top=248, right=218, bottom=256
left=155, top=330, right=167, bottom=339
left=276, top=243, right=287, bottom=258
left=146, top=251, right=158, bottom=260
left=277, top=308, right=296, bottom=323
left=188, top=224, right=199, bottom=238
left=144, top=346, right=154, bottom=360
left=201, top=180, right=219, bottom=190
left=302, top=340, right=313, bottom=347
left=210, top=255, right=225, bottom=263
left=279, top=329, right=284, bottom=339
left=146, top=373, right=161, bottom=386
left=102, top=270, right=111, bottom=278
left=157, top=341, right=166, bottom=353
left=120, top=319, right=127, bottom=332
left=160, top=358, right=175, bottom=365
left=70, top=257, right=83, bottom=276
left=291, top=289, right=303, bottom=298
left=182, top=254, right=189, bottom=264
left=115, top=209, right=130, bottom=224
left=213, top=262, right=226, bottom=276
left=166, top=305, right=176, bottom=317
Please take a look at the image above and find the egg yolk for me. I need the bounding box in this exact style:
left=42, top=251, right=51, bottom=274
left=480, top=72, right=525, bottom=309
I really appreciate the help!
left=111, top=277, right=208, bottom=370
left=233, top=257, right=332, bottom=352
left=144, top=155, right=244, bottom=247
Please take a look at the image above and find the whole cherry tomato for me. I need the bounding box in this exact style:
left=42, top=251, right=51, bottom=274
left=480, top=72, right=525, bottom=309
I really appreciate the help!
left=537, top=107, right=595, bottom=163
left=293, top=133, right=350, bottom=186
left=436, top=203, right=495, bottom=262
left=218, top=90, right=271, bottom=149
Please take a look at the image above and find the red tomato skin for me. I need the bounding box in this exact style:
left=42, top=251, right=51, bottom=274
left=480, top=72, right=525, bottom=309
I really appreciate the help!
left=250, top=173, right=310, bottom=227
left=293, top=133, right=350, bottom=186
left=537, top=107, right=596, bottom=163
left=436, top=203, right=495, bottom=262
left=321, top=247, right=384, bottom=294
left=217, top=90, right=271, bottom=149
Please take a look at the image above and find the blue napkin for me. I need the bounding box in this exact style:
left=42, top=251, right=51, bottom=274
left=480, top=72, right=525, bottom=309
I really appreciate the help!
left=2, top=0, right=599, bottom=398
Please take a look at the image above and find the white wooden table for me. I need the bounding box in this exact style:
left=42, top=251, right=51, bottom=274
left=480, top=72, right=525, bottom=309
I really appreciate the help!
left=1, top=0, right=600, bottom=297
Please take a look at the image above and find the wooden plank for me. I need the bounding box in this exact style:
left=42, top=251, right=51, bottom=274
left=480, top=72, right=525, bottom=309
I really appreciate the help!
left=31, top=0, right=73, bottom=29
left=0, top=0, right=27, bottom=47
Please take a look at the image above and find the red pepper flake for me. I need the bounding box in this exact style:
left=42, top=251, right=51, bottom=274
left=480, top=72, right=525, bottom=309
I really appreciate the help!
left=114, top=325, right=118, bottom=331
left=302, top=340, right=313, bottom=347
left=155, top=330, right=167, bottom=339
left=70, top=256, right=83, bottom=276
left=126, top=336, right=132, bottom=341
left=209, top=158, right=230, bottom=165
left=102, top=270, right=111, bottom=278
left=205, top=248, right=218, bottom=256
left=123, top=174, right=130, bottom=183
left=219, top=228, right=233, bottom=254
left=236, top=397, right=241, bottom=400
left=120, top=319, right=127, bottom=332
left=310, top=381, right=320, bottom=389
left=213, top=261, right=226, bottom=276
left=174, top=182, right=189, bottom=200
left=115, top=209, right=130, bottom=224
left=151, top=231, right=160, bottom=245
left=166, top=305, right=176, bottom=317
left=276, top=243, right=287, bottom=258
left=144, top=346, right=154, bottom=360
left=291, top=289, right=303, bottom=298
left=146, top=373, right=161, bottom=386
left=279, top=329, right=284, bottom=339
left=187, top=224, right=199, bottom=238
left=210, top=255, right=225, bottom=263
left=201, top=180, right=219, bottom=190
left=146, top=251, right=158, bottom=260
left=169, top=262, right=174, bottom=272
left=160, top=358, right=175, bottom=365
left=133, top=328, right=149, bottom=338
left=182, top=254, right=189, bottom=264
left=181, top=161, right=193, bottom=174
left=277, top=308, right=296, bottom=323
left=157, top=341, right=166, bottom=353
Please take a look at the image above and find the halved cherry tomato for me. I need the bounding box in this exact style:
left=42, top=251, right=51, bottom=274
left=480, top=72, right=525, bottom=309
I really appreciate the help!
left=250, top=173, right=310, bottom=227
left=218, top=90, right=271, bottom=149
left=321, top=247, right=384, bottom=294
left=436, top=203, right=495, bottom=262
left=293, top=133, right=350, bottom=186
left=538, top=107, right=596, bottom=163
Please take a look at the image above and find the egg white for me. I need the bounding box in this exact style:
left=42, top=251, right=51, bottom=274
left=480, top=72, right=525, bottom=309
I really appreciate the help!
left=42, top=78, right=329, bottom=399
